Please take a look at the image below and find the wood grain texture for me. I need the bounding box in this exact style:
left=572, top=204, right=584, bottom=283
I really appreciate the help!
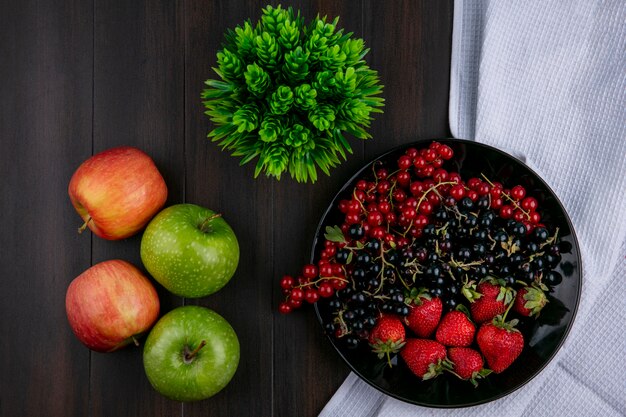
left=0, top=0, right=453, bottom=416
left=184, top=2, right=275, bottom=417
left=89, top=1, right=184, bottom=416
left=0, top=1, right=93, bottom=416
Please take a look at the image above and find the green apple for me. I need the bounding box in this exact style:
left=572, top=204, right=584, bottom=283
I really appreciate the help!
left=140, top=203, right=239, bottom=298
left=143, top=305, right=240, bottom=401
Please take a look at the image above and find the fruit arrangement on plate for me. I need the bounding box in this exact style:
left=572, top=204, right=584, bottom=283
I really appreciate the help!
left=278, top=139, right=580, bottom=406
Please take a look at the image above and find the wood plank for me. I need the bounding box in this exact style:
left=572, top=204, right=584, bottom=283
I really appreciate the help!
left=0, top=1, right=93, bottom=416
left=362, top=0, right=454, bottom=157
left=183, top=1, right=274, bottom=416
left=270, top=2, right=367, bottom=416
left=89, top=0, right=185, bottom=415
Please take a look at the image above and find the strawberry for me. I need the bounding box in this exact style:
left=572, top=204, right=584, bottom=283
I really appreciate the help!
left=368, top=315, right=406, bottom=366
left=513, top=284, right=548, bottom=317
left=447, top=347, right=491, bottom=387
left=477, top=316, right=524, bottom=373
left=404, top=288, right=442, bottom=338
left=465, top=280, right=515, bottom=324
left=435, top=309, right=475, bottom=347
left=400, top=339, right=447, bottom=380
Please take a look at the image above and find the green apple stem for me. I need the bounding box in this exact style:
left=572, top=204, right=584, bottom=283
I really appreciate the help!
left=184, top=340, right=207, bottom=363
left=199, top=213, right=222, bottom=233
left=78, top=216, right=92, bottom=234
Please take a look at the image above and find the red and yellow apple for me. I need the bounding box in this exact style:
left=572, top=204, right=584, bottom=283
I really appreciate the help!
left=68, top=146, right=167, bottom=240
left=65, top=259, right=160, bottom=352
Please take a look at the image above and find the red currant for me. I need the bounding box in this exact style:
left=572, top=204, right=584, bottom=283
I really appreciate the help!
left=423, top=149, right=437, bottom=162
left=302, top=264, right=318, bottom=279
left=280, top=275, right=295, bottom=289
left=384, top=233, right=396, bottom=246
left=449, top=184, right=465, bottom=200
left=376, top=168, right=388, bottom=180
left=289, top=288, right=304, bottom=301
left=404, top=197, right=417, bottom=208
left=367, top=211, right=383, bottom=226
left=432, top=158, right=444, bottom=168
left=438, top=145, right=453, bottom=160
left=511, top=185, right=526, bottom=200
left=332, top=264, right=344, bottom=277
left=377, top=180, right=390, bottom=194
left=429, top=141, right=442, bottom=151
left=467, top=178, right=481, bottom=190
left=288, top=298, right=302, bottom=308
left=392, top=189, right=407, bottom=202
left=319, top=264, right=333, bottom=277
left=406, top=147, right=418, bottom=158
left=338, top=199, right=350, bottom=213
left=318, top=282, right=334, bottom=298
left=371, top=227, right=386, bottom=239
left=467, top=190, right=479, bottom=201
left=410, top=181, right=424, bottom=196
left=491, top=197, right=503, bottom=209
left=448, top=172, right=462, bottom=184
left=521, top=196, right=538, bottom=211
left=398, top=155, right=412, bottom=170
left=421, top=165, right=434, bottom=177
left=331, top=278, right=347, bottom=290
left=278, top=302, right=292, bottom=314
left=304, top=289, right=319, bottom=304
left=418, top=200, right=433, bottom=215
left=513, top=210, right=525, bottom=222
left=347, top=199, right=361, bottom=212
left=413, top=156, right=427, bottom=169
left=378, top=201, right=391, bottom=214
left=499, top=205, right=514, bottom=219
left=345, top=212, right=360, bottom=224
left=433, top=168, right=449, bottom=182
left=397, top=237, right=410, bottom=247
left=529, top=211, right=541, bottom=224
left=356, top=179, right=368, bottom=191
left=477, top=183, right=490, bottom=196
left=396, top=171, right=411, bottom=187
left=402, top=206, right=417, bottom=220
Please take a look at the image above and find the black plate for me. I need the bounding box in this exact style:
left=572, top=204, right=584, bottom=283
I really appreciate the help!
left=312, top=139, right=581, bottom=408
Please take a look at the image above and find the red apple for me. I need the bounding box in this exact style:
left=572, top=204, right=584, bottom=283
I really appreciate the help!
left=68, top=146, right=167, bottom=240
left=65, top=259, right=160, bottom=352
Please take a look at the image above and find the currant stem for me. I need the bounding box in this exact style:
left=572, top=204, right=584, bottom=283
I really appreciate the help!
left=480, top=173, right=531, bottom=220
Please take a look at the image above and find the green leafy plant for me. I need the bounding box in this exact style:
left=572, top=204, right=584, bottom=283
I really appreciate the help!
left=202, top=5, right=384, bottom=183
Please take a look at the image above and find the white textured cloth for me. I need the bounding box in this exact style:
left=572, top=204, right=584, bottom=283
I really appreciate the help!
left=320, top=1, right=626, bottom=416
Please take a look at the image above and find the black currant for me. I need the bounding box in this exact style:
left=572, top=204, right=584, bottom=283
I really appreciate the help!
left=356, top=252, right=371, bottom=265
left=336, top=248, right=350, bottom=264
left=476, top=196, right=490, bottom=209
left=533, top=227, right=549, bottom=242
left=348, top=224, right=365, bottom=239
left=365, top=239, right=381, bottom=253
left=345, top=336, right=359, bottom=349
left=544, top=270, right=562, bottom=286
left=459, top=197, right=474, bottom=211
left=511, top=222, right=527, bottom=237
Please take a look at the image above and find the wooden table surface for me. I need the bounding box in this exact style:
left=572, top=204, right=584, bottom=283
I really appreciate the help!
left=0, top=1, right=452, bottom=416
